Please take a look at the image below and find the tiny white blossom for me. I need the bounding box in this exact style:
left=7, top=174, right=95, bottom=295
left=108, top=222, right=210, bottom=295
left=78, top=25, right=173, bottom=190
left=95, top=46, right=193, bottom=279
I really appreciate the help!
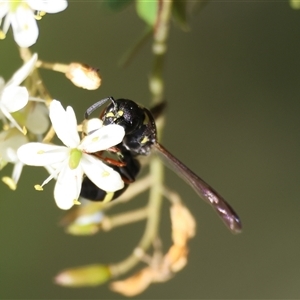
left=0, top=128, right=28, bottom=190
left=0, top=0, right=68, bottom=47
left=0, top=53, right=37, bottom=133
left=17, top=100, right=125, bottom=210
left=25, top=102, right=50, bottom=135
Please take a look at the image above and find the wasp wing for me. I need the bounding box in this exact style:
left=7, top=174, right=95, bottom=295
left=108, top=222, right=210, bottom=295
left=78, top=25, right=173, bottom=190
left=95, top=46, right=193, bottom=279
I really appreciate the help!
left=154, top=143, right=242, bottom=234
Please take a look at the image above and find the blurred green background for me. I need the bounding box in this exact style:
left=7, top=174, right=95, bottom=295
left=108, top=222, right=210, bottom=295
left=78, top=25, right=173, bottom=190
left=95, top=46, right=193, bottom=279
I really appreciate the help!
left=1, top=1, right=300, bottom=298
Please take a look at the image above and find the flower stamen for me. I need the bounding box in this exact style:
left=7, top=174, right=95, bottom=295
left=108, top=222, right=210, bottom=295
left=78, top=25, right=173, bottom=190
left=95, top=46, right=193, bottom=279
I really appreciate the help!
left=73, top=199, right=81, bottom=205
left=37, top=161, right=66, bottom=189
left=34, top=184, right=43, bottom=191
left=2, top=176, right=16, bottom=190
left=0, top=30, right=5, bottom=39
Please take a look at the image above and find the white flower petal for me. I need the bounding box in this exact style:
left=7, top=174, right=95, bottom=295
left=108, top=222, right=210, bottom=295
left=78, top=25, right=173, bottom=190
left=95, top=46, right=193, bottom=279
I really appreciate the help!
left=49, top=100, right=80, bottom=148
left=44, top=164, right=58, bottom=180
left=6, top=53, right=38, bottom=87
left=83, top=118, right=103, bottom=135
left=12, top=160, right=24, bottom=184
left=10, top=7, right=38, bottom=48
left=6, top=147, right=18, bottom=162
left=0, top=3, right=9, bottom=19
left=27, top=0, right=68, bottom=13
left=81, top=154, right=124, bottom=192
left=25, top=103, right=50, bottom=134
left=79, top=124, right=125, bottom=153
left=66, top=105, right=80, bottom=143
left=0, top=104, right=24, bottom=132
left=1, top=86, right=28, bottom=112
left=2, top=12, right=11, bottom=35
left=54, top=162, right=83, bottom=210
left=17, top=143, right=69, bottom=166
left=0, top=129, right=27, bottom=162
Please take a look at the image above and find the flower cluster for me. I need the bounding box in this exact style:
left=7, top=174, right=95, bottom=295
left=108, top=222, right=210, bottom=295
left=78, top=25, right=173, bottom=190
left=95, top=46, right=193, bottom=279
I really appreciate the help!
left=0, top=54, right=126, bottom=210
left=0, top=0, right=68, bottom=47
left=0, top=53, right=44, bottom=188
left=17, top=100, right=126, bottom=210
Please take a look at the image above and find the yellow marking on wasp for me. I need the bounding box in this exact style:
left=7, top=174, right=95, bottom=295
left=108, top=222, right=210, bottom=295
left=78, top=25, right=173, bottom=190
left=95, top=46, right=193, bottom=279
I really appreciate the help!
left=143, top=113, right=150, bottom=125
left=106, top=112, right=115, bottom=118
left=141, top=136, right=149, bottom=144
left=117, top=110, right=124, bottom=116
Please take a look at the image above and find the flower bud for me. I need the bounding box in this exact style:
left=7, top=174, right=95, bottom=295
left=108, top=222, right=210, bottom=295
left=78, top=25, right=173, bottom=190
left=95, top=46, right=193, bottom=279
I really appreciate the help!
left=55, top=264, right=111, bottom=287
left=170, top=203, right=196, bottom=247
left=65, top=63, right=101, bottom=90
left=65, top=211, right=104, bottom=235
left=110, top=267, right=153, bottom=296
left=66, top=223, right=100, bottom=235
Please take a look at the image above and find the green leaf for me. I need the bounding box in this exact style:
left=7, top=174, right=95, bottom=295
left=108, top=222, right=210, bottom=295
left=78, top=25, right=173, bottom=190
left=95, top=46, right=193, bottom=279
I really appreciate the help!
left=172, top=0, right=189, bottom=31
left=136, top=0, right=158, bottom=26
left=290, top=0, right=300, bottom=9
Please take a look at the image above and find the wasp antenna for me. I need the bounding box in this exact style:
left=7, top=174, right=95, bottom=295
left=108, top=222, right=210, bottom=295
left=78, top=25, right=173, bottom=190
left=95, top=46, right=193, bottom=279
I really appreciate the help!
left=84, top=96, right=115, bottom=119
left=110, top=97, right=118, bottom=110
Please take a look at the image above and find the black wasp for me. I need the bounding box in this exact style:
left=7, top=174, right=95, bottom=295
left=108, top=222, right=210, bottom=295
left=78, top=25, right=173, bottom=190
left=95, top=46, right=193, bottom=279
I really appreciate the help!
left=80, top=97, right=242, bottom=234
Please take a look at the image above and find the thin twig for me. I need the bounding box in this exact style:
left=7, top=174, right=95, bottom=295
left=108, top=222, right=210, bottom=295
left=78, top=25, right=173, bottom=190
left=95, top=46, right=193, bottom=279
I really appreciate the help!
left=109, top=0, right=173, bottom=279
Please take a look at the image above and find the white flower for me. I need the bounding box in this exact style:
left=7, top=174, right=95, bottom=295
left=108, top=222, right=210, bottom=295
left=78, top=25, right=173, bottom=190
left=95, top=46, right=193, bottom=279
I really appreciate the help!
left=17, top=100, right=125, bottom=210
left=0, top=127, right=28, bottom=190
left=0, top=0, right=68, bottom=47
left=25, top=101, right=50, bottom=135
left=0, top=53, right=37, bottom=133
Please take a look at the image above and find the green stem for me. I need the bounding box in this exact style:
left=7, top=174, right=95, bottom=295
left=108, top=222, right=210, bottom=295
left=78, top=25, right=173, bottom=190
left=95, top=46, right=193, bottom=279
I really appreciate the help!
left=109, top=0, right=172, bottom=278
left=102, top=207, right=148, bottom=231
left=150, top=0, right=172, bottom=104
